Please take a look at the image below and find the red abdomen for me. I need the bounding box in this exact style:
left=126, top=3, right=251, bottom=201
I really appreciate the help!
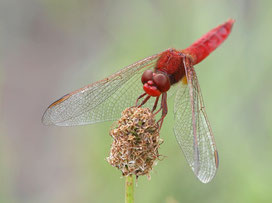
left=154, top=19, right=234, bottom=86
left=182, top=19, right=234, bottom=65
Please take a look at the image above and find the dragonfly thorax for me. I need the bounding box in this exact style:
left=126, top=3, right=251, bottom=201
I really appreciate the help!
left=141, top=70, right=170, bottom=97
left=156, top=49, right=186, bottom=85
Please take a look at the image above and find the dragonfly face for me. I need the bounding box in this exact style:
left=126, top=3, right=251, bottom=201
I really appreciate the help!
left=141, top=70, right=170, bottom=97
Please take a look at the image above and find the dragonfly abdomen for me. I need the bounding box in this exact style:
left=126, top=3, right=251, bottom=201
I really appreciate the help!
left=182, top=19, right=234, bottom=65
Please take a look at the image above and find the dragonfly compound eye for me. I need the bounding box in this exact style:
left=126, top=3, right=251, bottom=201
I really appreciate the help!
left=153, top=73, right=170, bottom=92
left=141, top=70, right=154, bottom=84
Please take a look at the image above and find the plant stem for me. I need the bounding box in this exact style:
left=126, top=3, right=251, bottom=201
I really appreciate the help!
left=125, top=175, right=134, bottom=203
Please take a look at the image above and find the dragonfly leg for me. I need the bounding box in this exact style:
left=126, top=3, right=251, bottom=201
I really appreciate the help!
left=153, top=106, right=162, bottom=116
left=157, top=93, right=168, bottom=131
left=135, top=93, right=147, bottom=106
left=138, top=95, right=151, bottom=107
left=152, top=96, right=160, bottom=112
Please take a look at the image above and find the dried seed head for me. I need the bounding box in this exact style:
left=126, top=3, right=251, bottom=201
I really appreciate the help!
left=107, top=107, right=162, bottom=177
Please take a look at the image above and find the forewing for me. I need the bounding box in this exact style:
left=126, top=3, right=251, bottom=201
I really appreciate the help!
left=173, top=66, right=218, bottom=183
left=42, top=53, right=163, bottom=126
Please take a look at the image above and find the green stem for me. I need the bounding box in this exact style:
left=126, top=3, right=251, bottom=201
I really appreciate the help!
left=125, top=175, right=134, bottom=203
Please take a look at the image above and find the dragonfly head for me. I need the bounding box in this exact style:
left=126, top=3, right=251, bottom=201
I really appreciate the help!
left=141, top=70, right=170, bottom=97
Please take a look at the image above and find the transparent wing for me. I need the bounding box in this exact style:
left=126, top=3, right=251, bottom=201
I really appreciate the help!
left=173, top=66, right=218, bottom=183
left=42, top=52, right=176, bottom=126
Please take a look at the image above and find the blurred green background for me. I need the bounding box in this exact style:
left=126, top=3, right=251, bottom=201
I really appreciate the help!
left=1, top=0, right=272, bottom=202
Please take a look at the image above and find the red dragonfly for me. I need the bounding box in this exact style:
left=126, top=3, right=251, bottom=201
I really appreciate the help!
left=42, top=19, right=234, bottom=183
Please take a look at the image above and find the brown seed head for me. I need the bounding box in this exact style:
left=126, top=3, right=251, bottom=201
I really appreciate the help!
left=107, top=107, right=162, bottom=177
